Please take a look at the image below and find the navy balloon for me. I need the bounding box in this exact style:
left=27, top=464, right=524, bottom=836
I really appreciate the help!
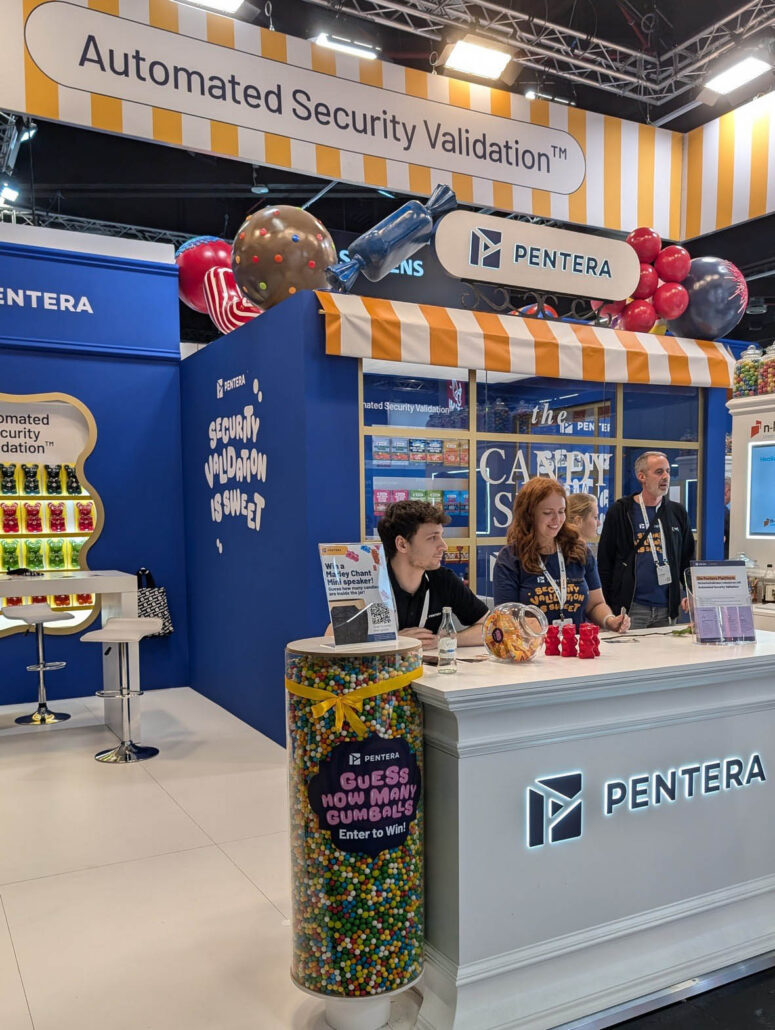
left=667, top=256, right=748, bottom=340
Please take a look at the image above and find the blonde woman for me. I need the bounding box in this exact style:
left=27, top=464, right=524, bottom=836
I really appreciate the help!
left=565, top=492, right=599, bottom=545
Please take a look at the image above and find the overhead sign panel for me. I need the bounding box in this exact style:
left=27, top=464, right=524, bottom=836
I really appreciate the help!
left=434, top=211, right=640, bottom=300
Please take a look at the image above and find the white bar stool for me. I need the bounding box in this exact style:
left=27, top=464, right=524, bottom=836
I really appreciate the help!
left=2, top=602, right=74, bottom=725
left=81, top=616, right=162, bottom=764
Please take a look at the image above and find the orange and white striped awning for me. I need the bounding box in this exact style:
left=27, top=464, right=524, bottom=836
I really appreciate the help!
left=316, top=292, right=734, bottom=389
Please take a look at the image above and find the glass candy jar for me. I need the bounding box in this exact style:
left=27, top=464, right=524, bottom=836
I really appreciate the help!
left=758, top=342, right=775, bottom=395
left=483, top=603, right=548, bottom=662
left=733, top=344, right=762, bottom=398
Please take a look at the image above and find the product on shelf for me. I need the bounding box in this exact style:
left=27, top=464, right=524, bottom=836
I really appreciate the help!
left=64, top=465, right=82, bottom=495
left=372, top=437, right=391, bottom=465
left=47, top=502, right=67, bottom=533
left=25, top=540, right=44, bottom=570
left=75, top=593, right=94, bottom=606
left=391, top=488, right=409, bottom=504
left=426, top=439, right=443, bottom=463
left=372, top=488, right=390, bottom=516
left=52, top=594, right=71, bottom=607
left=733, top=344, right=762, bottom=397
left=44, top=464, right=63, bottom=495
left=409, top=489, right=427, bottom=503
left=76, top=501, right=95, bottom=533
left=21, top=464, right=40, bottom=495
left=390, top=438, right=409, bottom=465
left=427, top=489, right=443, bottom=510
left=459, top=439, right=469, bottom=465
left=484, top=603, right=548, bottom=662
left=4, top=596, right=22, bottom=606
left=443, top=439, right=460, bottom=465
left=69, top=539, right=85, bottom=568
left=23, top=502, right=43, bottom=533
left=409, top=438, right=426, bottom=463
left=30, top=595, right=47, bottom=604
left=459, top=490, right=469, bottom=515
left=443, top=490, right=459, bottom=515
left=759, top=342, right=775, bottom=395
left=0, top=464, right=17, bottom=495
left=1, top=502, right=19, bottom=534
left=47, top=539, right=66, bottom=568
left=1, top=539, right=20, bottom=571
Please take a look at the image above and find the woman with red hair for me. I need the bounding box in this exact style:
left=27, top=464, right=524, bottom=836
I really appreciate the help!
left=493, top=477, right=629, bottom=632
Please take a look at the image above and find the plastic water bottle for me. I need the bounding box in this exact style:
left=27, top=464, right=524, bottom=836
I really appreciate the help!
left=437, top=606, right=458, bottom=674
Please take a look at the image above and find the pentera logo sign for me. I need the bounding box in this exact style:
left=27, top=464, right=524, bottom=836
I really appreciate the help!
left=469, top=227, right=502, bottom=269
left=527, top=772, right=583, bottom=847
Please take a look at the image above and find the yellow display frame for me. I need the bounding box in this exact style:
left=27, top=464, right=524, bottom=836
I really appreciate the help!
left=358, top=367, right=703, bottom=594
left=0, top=390, right=103, bottom=637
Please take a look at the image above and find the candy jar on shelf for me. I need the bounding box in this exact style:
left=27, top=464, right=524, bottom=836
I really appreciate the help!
left=758, top=342, right=775, bottom=395
left=733, top=344, right=762, bottom=398
left=483, top=603, right=548, bottom=662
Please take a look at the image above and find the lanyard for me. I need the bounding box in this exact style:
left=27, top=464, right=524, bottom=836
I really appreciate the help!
left=418, top=579, right=430, bottom=628
left=636, top=494, right=666, bottom=568
left=539, top=545, right=567, bottom=613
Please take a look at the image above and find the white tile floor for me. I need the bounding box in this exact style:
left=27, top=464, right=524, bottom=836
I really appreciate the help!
left=0, top=688, right=421, bottom=1030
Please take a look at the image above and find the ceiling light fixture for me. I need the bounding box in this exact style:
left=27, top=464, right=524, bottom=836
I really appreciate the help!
left=441, top=33, right=513, bottom=81
left=0, top=183, right=19, bottom=204
left=173, top=0, right=244, bottom=13
left=312, top=33, right=379, bottom=61
left=705, top=54, right=772, bottom=95
left=377, top=188, right=394, bottom=199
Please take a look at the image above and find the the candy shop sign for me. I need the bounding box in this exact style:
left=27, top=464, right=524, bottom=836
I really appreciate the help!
left=479, top=446, right=611, bottom=529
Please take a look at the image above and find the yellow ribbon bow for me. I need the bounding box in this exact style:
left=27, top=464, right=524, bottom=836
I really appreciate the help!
left=285, top=666, right=423, bottom=739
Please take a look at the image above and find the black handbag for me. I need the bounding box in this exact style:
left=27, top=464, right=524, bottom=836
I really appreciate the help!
left=136, top=567, right=174, bottom=636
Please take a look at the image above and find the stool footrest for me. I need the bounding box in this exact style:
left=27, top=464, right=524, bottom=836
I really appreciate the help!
left=96, top=690, right=144, bottom=700
left=26, top=661, right=66, bottom=673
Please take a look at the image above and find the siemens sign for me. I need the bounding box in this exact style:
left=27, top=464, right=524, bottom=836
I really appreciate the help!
left=528, top=753, right=766, bottom=848
left=436, top=211, right=640, bottom=301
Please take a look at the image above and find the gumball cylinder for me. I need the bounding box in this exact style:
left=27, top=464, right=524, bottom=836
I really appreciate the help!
left=175, top=236, right=232, bottom=313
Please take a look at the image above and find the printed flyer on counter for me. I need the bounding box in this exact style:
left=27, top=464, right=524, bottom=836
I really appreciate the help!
left=688, top=561, right=756, bottom=643
left=320, top=543, right=398, bottom=646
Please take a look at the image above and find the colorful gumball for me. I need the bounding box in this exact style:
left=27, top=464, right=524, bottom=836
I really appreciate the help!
left=654, top=245, right=691, bottom=283
left=232, top=206, right=337, bottom=310
left=621, top=299, right=657, bottom=333
left=653, top=281, right=689, bottom=320
left=626, top=226, right=661, bottom=264
left=175, top=236, right=232, bottom=313
left=632, top=263, right=659, bottom=299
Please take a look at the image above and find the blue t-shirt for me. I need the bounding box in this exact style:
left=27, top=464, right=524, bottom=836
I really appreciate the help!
left=631, top=500, right=669, bottom=606
left=492, top=546, right=602, bottom=628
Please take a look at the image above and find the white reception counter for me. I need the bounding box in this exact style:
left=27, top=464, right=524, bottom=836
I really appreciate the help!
left=413, top=628, right=775, bottom=1030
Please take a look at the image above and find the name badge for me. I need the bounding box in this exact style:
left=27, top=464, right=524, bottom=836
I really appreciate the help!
left=656, top=564, right=672, bottom=586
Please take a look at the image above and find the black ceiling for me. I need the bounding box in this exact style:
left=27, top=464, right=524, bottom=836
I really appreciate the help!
left=4, top=0, right=775, bottom=344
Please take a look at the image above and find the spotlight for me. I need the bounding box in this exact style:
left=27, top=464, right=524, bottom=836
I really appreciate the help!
left=172, top=0, right=243, bottom=12
left=0, top=183, right=19, bottom=204
left=440, top=33, right=514, bottom=81
left=311, top=33, right=379, bottom=61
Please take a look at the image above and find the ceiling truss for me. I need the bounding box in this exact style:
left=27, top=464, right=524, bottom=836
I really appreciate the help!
left=302, top=0, right=775, bottom=108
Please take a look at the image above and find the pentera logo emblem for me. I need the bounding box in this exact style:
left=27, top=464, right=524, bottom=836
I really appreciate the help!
left=216, top=379, right=224, bottom=399
left=469, top=227, right=502, bottom=269
left=527, top=772, right=582, bottom=847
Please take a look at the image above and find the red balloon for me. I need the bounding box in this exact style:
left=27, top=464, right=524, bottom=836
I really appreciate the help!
left=653, top=282, right=689, bottom=320
left=621, top=299, right=657, bottom=333
left=632, top=263, right=659, bottom=299
left=176, top=237, right=232, bottom=313
left=654, top=245, right=691, bottom=283
left=599, top=299, right=626, bottom=319
left=626, top=226, right=661, bottom=264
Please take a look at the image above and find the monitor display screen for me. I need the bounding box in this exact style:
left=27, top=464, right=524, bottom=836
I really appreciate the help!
left=748, top=441, right=775, bottom=537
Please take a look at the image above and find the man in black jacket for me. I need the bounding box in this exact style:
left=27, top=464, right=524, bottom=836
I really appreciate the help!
left=598, top=451, right=695, bottom=628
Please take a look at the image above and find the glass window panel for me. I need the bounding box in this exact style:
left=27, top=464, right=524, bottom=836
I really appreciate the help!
left=621, top=446, right=699, bottom=531
left=476, top=373, right=615, bottom=438
left=364, top=435, right=470, bottom=539
left=476, top=440, right=614, bottom=539
left=621, top=384, right=698, bottom=442
left=442, top=545, right=470, bottom=589
left=363, top=367, right=469, bottom=430
left=476, top=544, right=503, bottom=602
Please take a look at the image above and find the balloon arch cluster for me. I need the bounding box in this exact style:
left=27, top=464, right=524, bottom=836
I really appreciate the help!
left=591, top=226, right=748, bottom=341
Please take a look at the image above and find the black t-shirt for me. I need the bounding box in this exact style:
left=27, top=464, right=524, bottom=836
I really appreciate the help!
left=388, top=564, right=488, bottom=633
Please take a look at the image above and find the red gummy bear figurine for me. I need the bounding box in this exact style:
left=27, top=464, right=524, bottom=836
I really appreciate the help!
left=48, top=502, right=66, bottom=533
left=76, top=502, right=94, bottom=533
left=561, top=624, right=577, bottom=657
left=544, top=624, right=561, bottom=656
left=1, top=502, right=19, bottom=534
left=24, top=502, right=43, bottom=533
left=578, top=623, right=596, bottom=659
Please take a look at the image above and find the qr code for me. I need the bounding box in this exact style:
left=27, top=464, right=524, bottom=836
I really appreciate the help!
left=370, top=602, right=393, bottom=627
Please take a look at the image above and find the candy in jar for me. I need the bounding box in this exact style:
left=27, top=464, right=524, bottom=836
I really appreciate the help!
left=484, top=603, right=548, bottom=662
left=733, top=344, right=762, bottom=397
left=758, top=342, right=775, bottom=395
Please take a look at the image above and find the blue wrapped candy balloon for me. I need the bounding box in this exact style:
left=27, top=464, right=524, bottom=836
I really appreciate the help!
left=325, top=184, right=456, bottom=292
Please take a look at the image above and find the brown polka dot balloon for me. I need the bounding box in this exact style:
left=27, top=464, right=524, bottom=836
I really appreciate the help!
left=232, top=206, right=337, bottom=310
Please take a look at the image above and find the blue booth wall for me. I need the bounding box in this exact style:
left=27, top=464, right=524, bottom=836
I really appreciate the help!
left=0, top=232, right=188, bottom=705
left=180, top=292, right=359, bottom=745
